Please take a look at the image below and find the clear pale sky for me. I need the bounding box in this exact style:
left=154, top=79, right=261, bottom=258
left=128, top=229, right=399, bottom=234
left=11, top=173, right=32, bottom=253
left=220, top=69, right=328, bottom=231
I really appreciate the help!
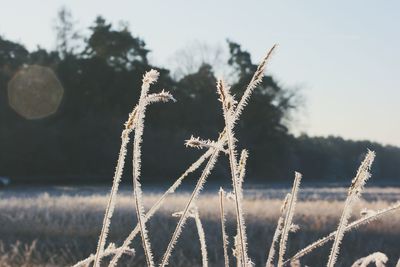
left=0, top=0, right=399, bottom=146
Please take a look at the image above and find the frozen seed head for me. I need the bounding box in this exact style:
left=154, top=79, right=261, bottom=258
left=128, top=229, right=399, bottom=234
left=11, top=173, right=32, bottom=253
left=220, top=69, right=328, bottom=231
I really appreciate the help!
left=252, top=44, right=278, bottom=86
left=142, top=69, right=160, bottom=84
left=146, top=90, right=176, bottom=104
left=348, top=150, right=375, bottom=196
left=185, top=135, right=227, bottom=152
left=185, top=136, right=214, bottom=149
left=217, top=79, right=237, bottom=111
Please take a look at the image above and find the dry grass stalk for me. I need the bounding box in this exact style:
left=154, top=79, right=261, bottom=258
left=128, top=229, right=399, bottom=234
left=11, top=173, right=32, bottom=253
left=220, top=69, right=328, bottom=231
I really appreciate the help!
left=265, top=193, right=290, bottom=267
left=351, top=252, right=388, bottom=267
left=217, top=79, right=249, bottom=267
left=74, top=45, right=299, bottom=267
left=284, top=205, right=400, bottom=265
left=159, top=46, right=277, bottom=267
left=159, top=146, right=223, bottom=267
left=277, top=172, right=302, bottom=267
left=72, top=243, right=134, bottom=267
left=107, top=150, right=212, bottom=266
left=185, top=135, right=226, bottom=153
left=234, top=44, right=277, bottom=119
left=146, top=90, right=176, bottom=104
left=130, top=69, right=161, bottom=267
left=92, top=70, right=174, bottom=267
left=172, top=207, right=208, bottom=267
left=266, top=219, right=285, bottom=267
left=327, top=151, right=375, bottom=267
left=194, top=208, right=209, bottom=267
left=107, top=149, right=213, bottom=267
left=219, top=188, right=230, bottom=267
left=91, top=114, right=135, bottom=267
left=232, top=234, right=242, bottom=267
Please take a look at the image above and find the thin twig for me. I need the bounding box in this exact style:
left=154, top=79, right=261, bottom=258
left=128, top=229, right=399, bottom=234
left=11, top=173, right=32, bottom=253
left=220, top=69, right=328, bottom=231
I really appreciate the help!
left=219, top=188, right=230, bottom=267
left=265, top=193, right=290, bottom=267
left=327, top=151, right=375, bottom=267
left=277, top=172, right=302, bottom=267
left=284, top=201, right=400, bottom=265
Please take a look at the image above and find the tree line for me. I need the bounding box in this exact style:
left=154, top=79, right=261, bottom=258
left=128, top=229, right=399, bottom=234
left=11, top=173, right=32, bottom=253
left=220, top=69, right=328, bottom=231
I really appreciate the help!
left=0, top=10, right=399, bottom=184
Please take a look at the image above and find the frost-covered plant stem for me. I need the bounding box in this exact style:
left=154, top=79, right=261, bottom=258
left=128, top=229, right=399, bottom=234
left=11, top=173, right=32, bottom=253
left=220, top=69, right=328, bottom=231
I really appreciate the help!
left=219, top=188, right=230, bottom=267
left=92, top=92, right=175, bottom=267
left=351, top=252, right=388, bottom=267
left=160, top=147, right=222, bottom=267
left=277, top=172, right=302, bottom=267
left=92, top=128, right=132, bottom=267
left=327, top=151, right=375, bottom=267
left=108, top=149, right=213, bottom=267
left=171, top=207, right=208, bottom=267
left=194, top=208, right=208, bottom=267
left=72, top=244, right=134, bottom=267
left=266, top=193, right=290, bottom=267
left=77, top=44, right=277, bottom=267
left=266, top=217, right=284, bottom=267
left=130, top=70, right=161, bottom=267
left=217, top=79, right=249, bottom=267
left=91, top=86, right=175, bottom=267
left=159, top=45, right=277, bottom=267
left=285, top=201, right=400, bottom=265
left=76, top=44, right=276, bottom=267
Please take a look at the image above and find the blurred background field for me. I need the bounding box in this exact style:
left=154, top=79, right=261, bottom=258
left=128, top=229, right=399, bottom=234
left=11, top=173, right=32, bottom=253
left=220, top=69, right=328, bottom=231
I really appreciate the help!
left=1, top=185, right=399, bottom=266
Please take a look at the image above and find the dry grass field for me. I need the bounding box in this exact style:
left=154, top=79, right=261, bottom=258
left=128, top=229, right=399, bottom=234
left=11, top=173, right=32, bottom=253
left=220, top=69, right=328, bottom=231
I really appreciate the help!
left=0, top=185, right=399, bottom=266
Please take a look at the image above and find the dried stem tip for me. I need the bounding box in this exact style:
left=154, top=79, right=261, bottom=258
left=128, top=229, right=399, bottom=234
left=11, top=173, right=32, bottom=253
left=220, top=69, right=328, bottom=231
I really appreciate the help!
left=217, top=79, right=236, bottom=111
left=146, top=90, right=176, bottom=104
left=348, top=150, right=375, bottom=196
left=185, top=135, right=222, bottom=150
left=142, top=69, right=160, bottom=84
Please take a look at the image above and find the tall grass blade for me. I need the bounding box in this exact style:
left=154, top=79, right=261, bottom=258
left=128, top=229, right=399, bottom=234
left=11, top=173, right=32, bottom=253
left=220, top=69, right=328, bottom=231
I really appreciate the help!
left=327, top=150, right=375, bottom=267
left=92, top=72, right=174, bottom=267
left=285, top=202, right=400, bottom=265
left=194, top=208, right=208, bottom=267
left=159, top=46, right=276, bottom=267
left=159, top=148, right=222, bottom=267
left=277, top=172, right=302, bottom=267
left=219, top=188, right=230, bottom=267
left=130, top=70, right=161, bottom=267
left=266, top=193, right=290, bottom=267
left=107, top=149, right=213, bottom=267
left=217, top=79, right=249, bottom=266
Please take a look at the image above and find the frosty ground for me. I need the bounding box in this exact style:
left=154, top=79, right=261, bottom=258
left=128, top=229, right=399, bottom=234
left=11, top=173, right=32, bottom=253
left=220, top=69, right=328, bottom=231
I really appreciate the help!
left=0, top=185, right=399, bottom=266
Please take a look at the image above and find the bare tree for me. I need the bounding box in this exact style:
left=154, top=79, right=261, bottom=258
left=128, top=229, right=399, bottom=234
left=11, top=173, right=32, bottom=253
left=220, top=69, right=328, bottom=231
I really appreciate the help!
left=53, top=6, right=81, bottom=57
left=168, top=41, right=234, bottom=81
